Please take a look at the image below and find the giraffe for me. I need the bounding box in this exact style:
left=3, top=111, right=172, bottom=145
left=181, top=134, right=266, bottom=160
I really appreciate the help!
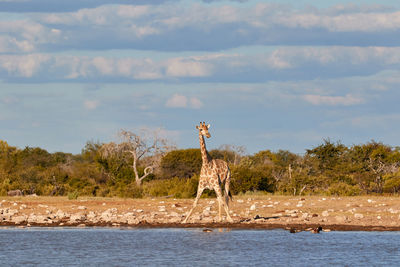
left=183, top=122, right=233, bottom=223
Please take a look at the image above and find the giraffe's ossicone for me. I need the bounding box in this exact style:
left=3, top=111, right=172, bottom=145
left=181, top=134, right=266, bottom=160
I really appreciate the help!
left=183, top=122, right=233, bottom=223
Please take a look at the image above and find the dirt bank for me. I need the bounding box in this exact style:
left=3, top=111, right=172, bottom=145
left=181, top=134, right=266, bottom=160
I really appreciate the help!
left=1, top=195, right=400, bottom=231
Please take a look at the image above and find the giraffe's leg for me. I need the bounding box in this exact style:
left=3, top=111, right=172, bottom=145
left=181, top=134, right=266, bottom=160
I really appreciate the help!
left=182, top=185, right=205, bottom=223
left=218, top=197, right=222, bottom=221
left=224, top=170, right=232, bottom=207
left=214, top=186, right=233, bottom=223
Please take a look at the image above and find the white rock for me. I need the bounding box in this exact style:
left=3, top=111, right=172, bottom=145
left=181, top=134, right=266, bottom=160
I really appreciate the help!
left=77, top=206, right=86, bottom=210
left=169, top=212, right=180, bottom=217
left=354, top=213, right=364, bottom=219
left=158, top=206, right=166, bottom=212
left=87, top=211, right=98, bottom=221
left=322, top=211, right=329, bottom=217
left=12, top=215, right=27, bottom=224
left=127, top=217, right=139, bottom=224
left=192, top=214, right=202, bottom=221
left=4, top=209, right=18, bottom=216
left=388, top=208, right=398, bottom=214
left=286, top=210, right=298, bottom=214
left=237, top=199, right=244, bottom=203
left=203, top=210, right=211, bottom=217
left=28, top=214, right=48, bottom=224
left=69, top=214, right=86, bottom=222
left=335, top=215, right=348, bottom=223
left=250, top=204, right=256, bottom=211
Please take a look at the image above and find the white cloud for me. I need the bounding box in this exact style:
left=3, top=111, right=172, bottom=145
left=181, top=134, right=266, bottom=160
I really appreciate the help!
left=165, top=58, right=213, bottom=77
left=267, top=50, right=293, bottom=69
left=0, top=54, right=50, bottom=77
left=321, top=113, right=400, bottom=130
left=92, top=57, right=114, bottom=75
left=190, top=97, right=203, bottom=109
left=0, top=46, right=399, bottom=82
left=117, top=5, right=151, bottom=18
left=84, top=100, right=100, bottom=110
left=130, top=25, right=160, bottom=38
left=165, top=94, right=203, bottom=109
left=1, top=3, right=399, bottom=56
left=166, top=94, right=187, bottom=108
left=0, top=3, right=399, bottom=58
left=302, top=94, right=364, bottom=106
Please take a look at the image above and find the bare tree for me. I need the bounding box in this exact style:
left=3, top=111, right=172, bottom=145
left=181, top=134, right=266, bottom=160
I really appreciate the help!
left=100, top=129, right=173, bottom=186
left=368, top=157, right=399, bottom=194
left=218, top=144, right=246, bottom=165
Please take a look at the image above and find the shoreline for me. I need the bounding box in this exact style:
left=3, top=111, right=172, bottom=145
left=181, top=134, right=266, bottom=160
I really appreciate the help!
left=2, top=222, right=400, bottom=232
left=1, top=195, right=400, bottom=231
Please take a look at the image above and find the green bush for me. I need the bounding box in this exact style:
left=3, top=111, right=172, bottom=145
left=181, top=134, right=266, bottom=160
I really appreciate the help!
left=161, top=149, right=202, bottom=179
left=68, top=190, right=79, bottom=200
left=327, top=182, right=361, bottom=196
left=383, top=174, right=400, bottom=194
left=143, top=176, right=199, bottom=198
left=230, top=165, right=274, bottom=194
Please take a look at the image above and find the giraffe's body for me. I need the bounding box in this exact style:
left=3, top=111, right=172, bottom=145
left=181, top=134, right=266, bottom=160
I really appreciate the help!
left=199, top=158, right=231, bottom=205
left=183, top=122, right=233, bottom=223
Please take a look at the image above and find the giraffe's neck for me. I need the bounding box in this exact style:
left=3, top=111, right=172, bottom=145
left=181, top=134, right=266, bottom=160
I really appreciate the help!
left=199, top=132, right=211, bottom=165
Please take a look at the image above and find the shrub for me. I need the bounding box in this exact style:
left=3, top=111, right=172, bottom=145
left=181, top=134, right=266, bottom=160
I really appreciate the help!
left=143, top=176, right=199, bottom=198
left=161, top=149, right=202, bottom=179
left=327, top=182, right=361, bottom=196
left=230, top=165, right=274, bottom=194
left=68, top=190, right=79, bottom=200
left=383, top=173, right=400, bottom=194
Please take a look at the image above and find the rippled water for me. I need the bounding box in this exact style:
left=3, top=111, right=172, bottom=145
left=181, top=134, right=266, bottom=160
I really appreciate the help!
left=0, top=227, right=400, bottom=266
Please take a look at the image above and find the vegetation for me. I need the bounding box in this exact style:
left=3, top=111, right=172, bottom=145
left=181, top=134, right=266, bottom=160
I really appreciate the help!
left=0, top=137, right=399, bottom=198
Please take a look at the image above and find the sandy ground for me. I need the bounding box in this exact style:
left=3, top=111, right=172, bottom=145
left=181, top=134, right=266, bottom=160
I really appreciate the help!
left=1, top=195, right=400, bottom=231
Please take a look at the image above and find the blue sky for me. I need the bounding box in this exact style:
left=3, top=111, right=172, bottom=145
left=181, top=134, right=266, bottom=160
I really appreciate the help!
left=1, top=0, right=400, bottom=154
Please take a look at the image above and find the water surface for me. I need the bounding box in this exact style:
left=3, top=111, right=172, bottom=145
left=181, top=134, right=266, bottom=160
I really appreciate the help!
left=1, top=227, right=399, bottom=266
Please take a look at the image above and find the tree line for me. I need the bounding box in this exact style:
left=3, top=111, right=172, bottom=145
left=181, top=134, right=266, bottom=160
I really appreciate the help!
left=1, top=133, right=400, bottom=198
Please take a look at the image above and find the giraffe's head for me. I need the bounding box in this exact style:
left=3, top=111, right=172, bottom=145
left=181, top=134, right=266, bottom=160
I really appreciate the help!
left=196, top=122, right=211, bottom=138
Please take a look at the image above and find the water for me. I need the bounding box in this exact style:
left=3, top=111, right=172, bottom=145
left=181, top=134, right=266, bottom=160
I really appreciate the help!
left=0, top=227, right=399, bottom=266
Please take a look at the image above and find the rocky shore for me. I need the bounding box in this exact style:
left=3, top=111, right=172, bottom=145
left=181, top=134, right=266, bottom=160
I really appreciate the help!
left=1, top=196, right=400, bottom=231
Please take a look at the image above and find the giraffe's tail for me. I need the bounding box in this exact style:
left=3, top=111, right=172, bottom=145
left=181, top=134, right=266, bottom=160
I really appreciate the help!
left=224, top=169, right=233, bottom=207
